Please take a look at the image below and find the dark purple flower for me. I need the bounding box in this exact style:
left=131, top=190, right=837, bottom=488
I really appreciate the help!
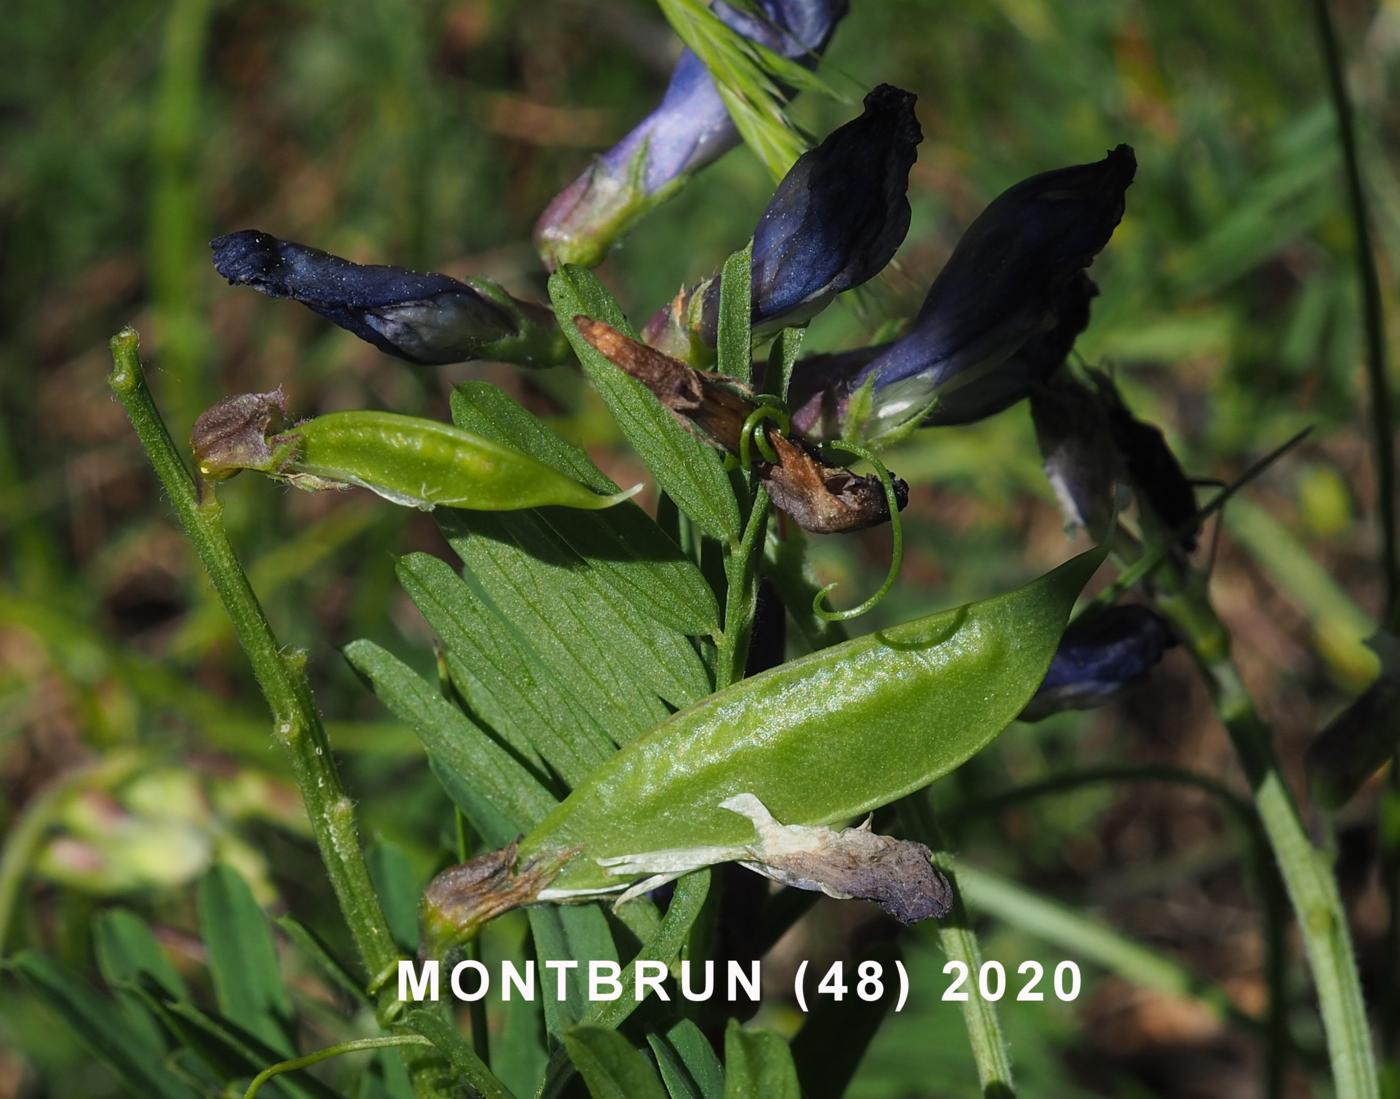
left=1020, top=604, right=1177, bottom=721
left=1088, top=368, right=1200, bottom=551
left=789, top=145, right=1135, bottom=443
left=210, top=230, right=567, bottom=367
left=748, top=84, right=920, bottom=328
left=534, top=0, right=848, bottom=270
left=644, top=84, right=920, bottom=357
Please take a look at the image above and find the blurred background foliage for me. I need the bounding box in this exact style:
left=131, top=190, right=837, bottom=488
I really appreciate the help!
left=1, top=0, right=1398, bottom=1095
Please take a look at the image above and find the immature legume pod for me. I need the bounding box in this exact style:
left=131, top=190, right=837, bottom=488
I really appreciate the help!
left=279, top=411, right=639, bottom=512
left=520, top=549, right=1101, bottom=894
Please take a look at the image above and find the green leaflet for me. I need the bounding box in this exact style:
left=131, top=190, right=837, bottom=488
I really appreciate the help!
left=550, top=265, right=741, bottom=543
left=94, top=907, right=188, bottom=1001
left=133, top=991, right=339, bottom=1099
left=197, top=863, right=293, bottom=1056
left=478, top=915, right=549, bottom=1096
left=94, top=907, right=189, bottom=1050
left=438, top=510, right=712, bottom=742
left=716, top=243, right=753, bottom=384
left=393, top=553, right=616, bottom=783
left=723, top=1022, right=801, bottom=1099
left=539, top=872, right=713, bottom=1099
left=564, top=1026, right=669, bottom=1099
left=449, top=381, right=720, bottom=638
left=648, top=1019, right=726, bottom=1099
left=5, top=951, right=195, bottom=1099
left=342, top=637, right=555, bottom=840
left=529, top=905, right=619, bottom=1039
left=519, top=550, right=1101, bottom=894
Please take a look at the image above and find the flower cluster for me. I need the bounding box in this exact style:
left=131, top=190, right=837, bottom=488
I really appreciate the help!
left=209, top=13, right=1178, bottom=717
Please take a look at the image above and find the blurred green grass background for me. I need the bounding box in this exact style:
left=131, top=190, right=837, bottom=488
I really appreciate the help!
left=2, top=1, right=1397, bottom=1094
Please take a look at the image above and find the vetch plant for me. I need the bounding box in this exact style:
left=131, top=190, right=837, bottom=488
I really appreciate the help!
left=11, top=6, right=1393, bottom=1099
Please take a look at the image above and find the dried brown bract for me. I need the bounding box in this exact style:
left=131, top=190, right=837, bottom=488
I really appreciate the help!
left=574, top=317, right=907, bottom=534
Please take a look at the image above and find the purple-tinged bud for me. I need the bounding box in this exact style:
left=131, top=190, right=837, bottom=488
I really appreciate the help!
left=191, top=388, right=286, bottom=480
left=1021, top=604, right=1177, bottom=721
left=790, top=146, right=1135, bottom=443
left=211, top=230, right=568, bottom=367
left=533, top=0, right=849, bottom=270
left=421, top=842, right=573, bottom=957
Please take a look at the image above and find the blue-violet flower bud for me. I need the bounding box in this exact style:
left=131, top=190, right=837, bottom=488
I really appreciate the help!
left=211, top=230, right=568, bottom=367
left=1020, top=604, right=1177, bottom=721
left=644, top=83, right=919, bottom=358
left=533, top=0, right=848, bottom=270
left=748, top=83, right=920, bottom=328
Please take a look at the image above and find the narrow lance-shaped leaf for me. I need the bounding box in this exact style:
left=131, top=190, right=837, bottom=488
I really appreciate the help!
left=563, top=1026, right=669, bottom=1099
left=723, top=1021, right=801, bottom=1099
left=197, top=863, right=293, bottom=1056
left=647, top=1019, right=726, bottom=1099
left=550, top=265, right=741, bottom=542
left=450, top=381, right=720, bottom=637
left=5, top=951, right=195, bottom=1099
left=342, top=637, right=557, bottom=840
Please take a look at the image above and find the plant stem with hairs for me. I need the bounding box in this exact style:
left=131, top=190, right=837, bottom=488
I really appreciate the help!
left=107, top=328, right=455, bottom=1099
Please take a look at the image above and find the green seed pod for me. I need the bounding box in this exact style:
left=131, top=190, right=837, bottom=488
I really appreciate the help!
left=518, top=549, right=1100, bottom=897
left=193, top=397, right=639, bottom=512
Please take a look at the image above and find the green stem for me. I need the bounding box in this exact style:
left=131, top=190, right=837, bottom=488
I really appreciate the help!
left=107, top=329, right=445, bottom=1096
left=1309, top=0, right=1400, bottom=1071
left=1150, top=562, right=1378, bottom=1098
left=1308, top=0, right=1396, bottom=622
left=716, top=486, right=771, bottom=686
left=242, top=1035, right=434, bottom=1099
left=905, top=794, right=1015, bottom=1098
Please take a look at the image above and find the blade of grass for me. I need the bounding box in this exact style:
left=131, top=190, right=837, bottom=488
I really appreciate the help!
left=903, top=794, right=1015, bottom=1099
left=1308, top=1, right=1400, bottom=1074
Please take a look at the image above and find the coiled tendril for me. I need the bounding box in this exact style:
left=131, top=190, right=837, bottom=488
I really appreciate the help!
left=738, top=402, right=792, bottom=469
left=812, top=439, right=905, bottom=622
